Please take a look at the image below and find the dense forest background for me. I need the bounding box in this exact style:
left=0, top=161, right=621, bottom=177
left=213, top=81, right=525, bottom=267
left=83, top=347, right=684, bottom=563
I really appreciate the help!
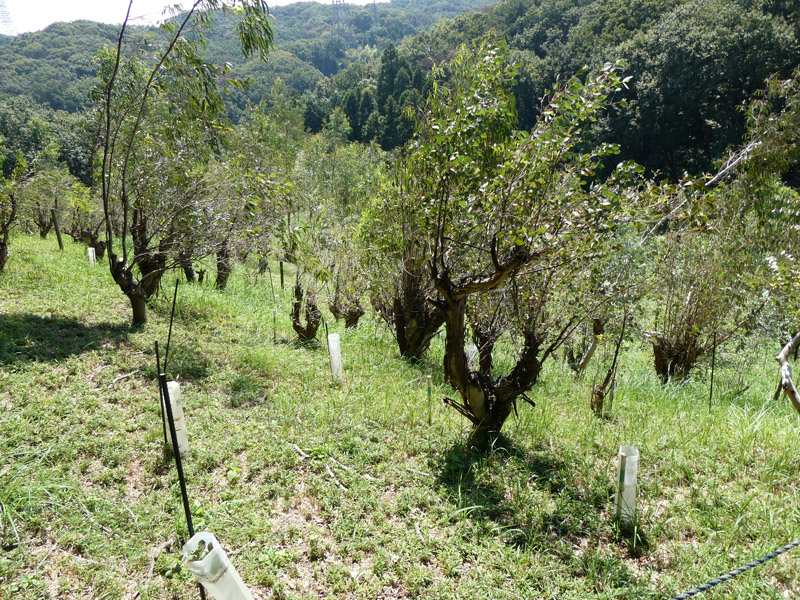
left=0, top=0, right=798, bottom=185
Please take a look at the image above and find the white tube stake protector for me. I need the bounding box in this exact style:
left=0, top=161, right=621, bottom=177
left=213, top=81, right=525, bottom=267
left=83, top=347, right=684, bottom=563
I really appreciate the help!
left=614, top=445, right=639, bottom=523
left=182, top=532, right=253, bottom=600
left=165, top=381, right=190, bottom=458
left=87, top=247, right=96, bottom=266
left=328, top=333, right=342, bottom=383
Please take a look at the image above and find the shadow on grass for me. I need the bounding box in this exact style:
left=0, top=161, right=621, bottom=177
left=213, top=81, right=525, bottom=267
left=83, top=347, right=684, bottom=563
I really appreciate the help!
left=0, top=312, right=129, bottom=366
left=434, top=434, right=646, bottom=554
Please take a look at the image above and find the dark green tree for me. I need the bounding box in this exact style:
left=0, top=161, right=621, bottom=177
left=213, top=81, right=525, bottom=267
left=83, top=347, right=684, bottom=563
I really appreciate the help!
left=357, top=89, right=378, bottom=141
left=341, top=90, right=361, bottom=141
left=379, top=96, right=400, bottom=150
left=376, top=43, right=401, bottom=111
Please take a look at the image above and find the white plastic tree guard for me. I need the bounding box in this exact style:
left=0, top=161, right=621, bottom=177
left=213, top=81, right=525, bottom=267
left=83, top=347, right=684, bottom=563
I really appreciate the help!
left=87, top=247, right=96, bottom=266
left=165, top=381, right=190, bottom=458
left=615, top=445, right=639, bottom=523
left=182, top=532, right=253, bottom=600
left=328, top=333, right=342, bottom=383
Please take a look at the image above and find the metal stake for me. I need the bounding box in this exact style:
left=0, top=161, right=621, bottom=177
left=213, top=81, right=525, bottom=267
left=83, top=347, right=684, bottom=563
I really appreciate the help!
left=164, top=280, right=179, bottom=373
left=50, top=208, right=64, bottom=251
left=159, top=372, right=206, bottom=600
left=155, top=341, right=168, bottom=447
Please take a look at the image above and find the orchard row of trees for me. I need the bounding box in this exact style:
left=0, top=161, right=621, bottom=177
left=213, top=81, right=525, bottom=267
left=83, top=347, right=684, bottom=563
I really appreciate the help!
left=1, top=1, right=799, bottom=441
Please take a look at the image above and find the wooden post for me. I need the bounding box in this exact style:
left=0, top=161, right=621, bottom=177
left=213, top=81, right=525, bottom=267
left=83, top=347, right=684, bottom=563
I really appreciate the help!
left=279, top=261, right=284, bottom=290
left=50, top=208, right=64, bottom=251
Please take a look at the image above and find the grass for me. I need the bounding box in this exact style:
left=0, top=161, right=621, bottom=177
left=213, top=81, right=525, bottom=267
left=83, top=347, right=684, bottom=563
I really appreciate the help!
left=1, top=233, right=799, bottom=599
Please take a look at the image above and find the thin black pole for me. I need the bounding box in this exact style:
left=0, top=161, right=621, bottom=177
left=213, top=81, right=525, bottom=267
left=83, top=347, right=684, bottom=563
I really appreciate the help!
left=159, top=373, right=194, bottom=534
left=155, top=341, right=168, bottom=447
left=607, top=314, right=627, bottom=414
left=266, top=257, right=277, bottom=300
left=158, top=372, right=206, bottom=600
left=709, top=330, right=717, bottom=411
left=164, top=280, right=179, bottom=373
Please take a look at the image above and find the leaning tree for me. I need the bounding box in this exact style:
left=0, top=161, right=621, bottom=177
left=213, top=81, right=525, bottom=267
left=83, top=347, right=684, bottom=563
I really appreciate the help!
left=0, top=145, right=26, bottom=273
left=397, top=41, right=651, bottom=439
left=98, top=0, right=273, bottom=324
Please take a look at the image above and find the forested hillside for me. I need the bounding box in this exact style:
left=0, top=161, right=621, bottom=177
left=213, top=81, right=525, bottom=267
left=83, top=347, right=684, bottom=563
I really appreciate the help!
left=0, top=0, right=798, bottom=180
left=0, top=0, right=494, bottom=114
left=394, top=0, right=800, bottom=175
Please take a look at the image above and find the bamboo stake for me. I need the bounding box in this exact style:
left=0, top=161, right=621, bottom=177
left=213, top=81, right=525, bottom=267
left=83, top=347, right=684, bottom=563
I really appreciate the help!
left=708, top=330, right=717, bottom=411
left=427, top=375, right=432, bottom=426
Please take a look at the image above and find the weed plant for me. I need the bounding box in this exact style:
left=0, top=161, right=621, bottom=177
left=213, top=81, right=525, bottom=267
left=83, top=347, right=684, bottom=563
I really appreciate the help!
left=1, top=235, right=799, bottom=599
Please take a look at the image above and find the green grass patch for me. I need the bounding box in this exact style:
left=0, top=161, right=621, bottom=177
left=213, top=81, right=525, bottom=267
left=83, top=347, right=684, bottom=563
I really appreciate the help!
left=1, top=234, right=799, bottom=599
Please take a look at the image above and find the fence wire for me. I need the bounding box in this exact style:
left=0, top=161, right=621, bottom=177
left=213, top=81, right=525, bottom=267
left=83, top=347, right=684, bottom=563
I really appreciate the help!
left=670, top=538, right=800, bottom=599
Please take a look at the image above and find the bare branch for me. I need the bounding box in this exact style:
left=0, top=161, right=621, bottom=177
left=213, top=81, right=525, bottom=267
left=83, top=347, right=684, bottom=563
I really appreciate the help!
left=775, top=331, right=800, bottom=416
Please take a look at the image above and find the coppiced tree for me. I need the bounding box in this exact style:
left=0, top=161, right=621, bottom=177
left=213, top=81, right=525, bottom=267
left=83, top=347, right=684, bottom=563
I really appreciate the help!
left=646, top=220, right=766, bottom=382
left=360, top=172, right=446, bottom=361
left=398, top=40, right=650, bottom=439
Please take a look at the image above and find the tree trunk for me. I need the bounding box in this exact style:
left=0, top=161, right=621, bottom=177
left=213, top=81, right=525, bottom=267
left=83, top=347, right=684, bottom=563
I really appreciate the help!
left=577, top=318, right=604, bottom=374
left=108, top=251, right=151, bottom=325
left=330, top=303, right=365, bottom=328
left=81, top=230, right=107, bottom=260
left=776, top=331, right=800, bottom=415
left=215, top=244, right=231, bottom=290
left=391, top=296, right=445, bottom=360
left=330, top=284, right=365, bottom=329
left=0, top=240, right=9, bottom=272
left=92, top=240, right=107, bottom=260
left=178, top=251, right=197, bottom=282
left=258, top=255, right=268, bottom=275
left=291, top=282, right=321, bottom=342
left=375, top=263, right=444, bottom=360
left=34, top=206, right=52, bottom=239
left=440, top=294, right=496, bottom=430
left=130, top=291, right=148, bottom=325
left=472, top=323, right=501, bottom=377
left=138, top=260, right=165, bottom=299
left=439, top=291, right=542, bottom=441
left=652, top=336, right=700, bottom=382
